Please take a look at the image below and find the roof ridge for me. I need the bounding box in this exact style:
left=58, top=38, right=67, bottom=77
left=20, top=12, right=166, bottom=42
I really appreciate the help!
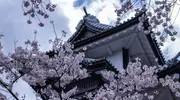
left=68, top=14, right=114, bottom=43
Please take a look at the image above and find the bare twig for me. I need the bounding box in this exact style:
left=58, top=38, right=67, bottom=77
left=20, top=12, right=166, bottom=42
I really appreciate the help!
left=50, top=20, right=58, bottom=38
left=14, top=36, right=18, bottom=52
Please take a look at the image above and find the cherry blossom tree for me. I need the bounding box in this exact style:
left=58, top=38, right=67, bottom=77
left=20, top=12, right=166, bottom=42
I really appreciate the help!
left=87, top=58, right=180, bottom=100
left=1, top=36, right=179, bottom=100
left=1, top=0, right=180, bottom=100
left=0, top=33, right=87, bottom=100
left=115, top=0, right=180, bottom=46
left=22, top=0, right=57, bottom=27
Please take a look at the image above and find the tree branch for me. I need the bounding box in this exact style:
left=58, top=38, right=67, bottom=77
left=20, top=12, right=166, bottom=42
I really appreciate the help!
left=0, top=80, right=19, bottom=100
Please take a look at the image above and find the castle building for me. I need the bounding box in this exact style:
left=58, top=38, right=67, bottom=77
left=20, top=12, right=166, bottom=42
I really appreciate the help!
left=37, top=8, right=180, bottom=100
left=66, top=8, right=166, bottom=99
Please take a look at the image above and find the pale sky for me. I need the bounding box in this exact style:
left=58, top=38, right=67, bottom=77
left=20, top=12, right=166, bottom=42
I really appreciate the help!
left=0, top=0, right=180, bottom=99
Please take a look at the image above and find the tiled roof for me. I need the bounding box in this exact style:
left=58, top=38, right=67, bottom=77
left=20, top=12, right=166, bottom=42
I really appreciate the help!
left=158, top=52, right=180, bottom=76
left=68, top=10, right=165, bottom=65
left=76, top=14, right=113, bottom=31
left=68, top=14, right=114, bottom=43
left=157, top=52, right=180, bottom=79
left=82, top=58, right=118, bottom=73
left=69, top=10, right=146, bottom=46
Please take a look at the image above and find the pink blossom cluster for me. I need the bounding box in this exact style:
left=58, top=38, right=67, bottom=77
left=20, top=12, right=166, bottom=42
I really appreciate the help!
left=0, top=36, right=87, bottom=99
left=87, top=58, right=180, bottom=100
left=115, top=0, right=178, bottom=46
left=22, top=0, right=57, bottom=27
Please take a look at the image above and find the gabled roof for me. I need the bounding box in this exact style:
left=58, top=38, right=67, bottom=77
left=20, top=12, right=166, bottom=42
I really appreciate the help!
left=81, top=58, right=118, bottom=73
left=69, top=11, right=145, bottom=48
left=45, top=50, right=117, bottom=72
left=68, top=10, right=165, bottom=65
left=68, top=14, right=114, bottom=43
left=157, top=52, right=180, bottom=78
left=158, top=61, right=180, bottom=78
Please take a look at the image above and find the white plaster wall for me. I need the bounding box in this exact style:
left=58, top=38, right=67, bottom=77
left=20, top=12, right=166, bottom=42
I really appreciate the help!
left=106, top=50, right=123, bottom=71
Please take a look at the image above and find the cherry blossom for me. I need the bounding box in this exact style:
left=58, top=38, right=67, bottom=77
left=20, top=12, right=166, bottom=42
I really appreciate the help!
left=115, top=0, right=180, bottom=45
left=22, top=0, right=57, bottom=27
left=0, top=34, right=87, bottom=100
left=87, top=58, right=180, bottom=100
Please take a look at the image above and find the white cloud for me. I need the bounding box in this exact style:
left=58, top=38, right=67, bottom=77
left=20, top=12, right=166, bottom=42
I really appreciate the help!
left=160, top=0, right=180, bottom=60
left=52, top=0, right=84, bottom=34
left=1, top=0, right=180, bottom=99
left=88, top=0, right=119, bottom=25
left=52, top=0, right=121, bottom=33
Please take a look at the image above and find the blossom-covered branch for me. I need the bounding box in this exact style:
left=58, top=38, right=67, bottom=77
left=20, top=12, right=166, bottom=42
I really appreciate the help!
left=87, top=58, right=180, bottom=100
left=115, top=0, right=179, bottom=45
left=22, top=0, right=57, bottom=27
left=0, top=33, right=87, bottom=100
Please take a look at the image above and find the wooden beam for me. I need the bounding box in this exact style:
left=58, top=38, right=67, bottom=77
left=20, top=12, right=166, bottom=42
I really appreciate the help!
left=123, top=48, right=129, bottom=69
